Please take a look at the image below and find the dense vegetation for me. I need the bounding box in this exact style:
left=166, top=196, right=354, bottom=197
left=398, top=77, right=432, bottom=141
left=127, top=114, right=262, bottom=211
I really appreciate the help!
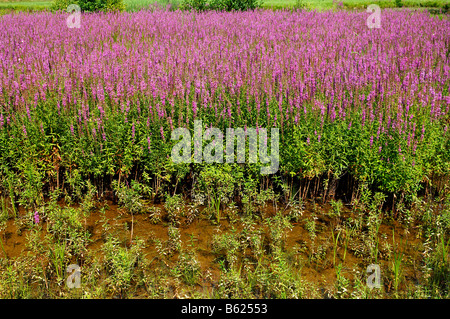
left=0, top=10, right=449, bottom=206
left=0, top=8, right=448, bottom=299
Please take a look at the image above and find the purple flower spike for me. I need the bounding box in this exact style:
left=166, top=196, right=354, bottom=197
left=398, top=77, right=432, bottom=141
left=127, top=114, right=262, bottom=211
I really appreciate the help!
left=34, top=211, right=40, bottom=224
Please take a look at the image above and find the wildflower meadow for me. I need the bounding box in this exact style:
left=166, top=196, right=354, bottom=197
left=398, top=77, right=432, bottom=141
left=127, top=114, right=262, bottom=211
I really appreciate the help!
left=0, top=5, right=448, bottom=300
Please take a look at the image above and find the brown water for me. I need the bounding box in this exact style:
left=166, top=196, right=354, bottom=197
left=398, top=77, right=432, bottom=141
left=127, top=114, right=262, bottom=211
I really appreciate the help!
left=0, top=198, right=428, bottom=297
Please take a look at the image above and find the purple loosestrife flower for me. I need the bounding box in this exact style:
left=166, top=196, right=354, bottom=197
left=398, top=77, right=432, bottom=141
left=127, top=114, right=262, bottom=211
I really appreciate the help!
left=34, top=211, right=39, bottom=224
left=26, top=106, right=31, bottom=121
left=0, top=9, right=447, bottom=187
left=160, top=126, right=165, bottom=141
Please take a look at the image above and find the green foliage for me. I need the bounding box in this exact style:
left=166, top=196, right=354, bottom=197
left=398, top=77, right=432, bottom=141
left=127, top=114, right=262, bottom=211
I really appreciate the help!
left=293, top=0, right=309, bottom=10
left=45, top=206, right=90, bottom=256
left=181, top=0, right=262, bottom=11
left=80, top=181, right=98, bottom=214
left=305, top=214, right=317, bottom=242
left=0, top=197, right=8, bottom=224
left=164, top=193, right=184, bottom=225
left=211, top=229, right=240, bottom=268
left=167, top=225, right=182, bottom=255
left=147, top=206, right=162, bottom=224
left=265, top=212, right=292, bottom=255
left=391, top=231, right=404, bottom=291
left=0, top=262, right=31, bottom=298
left=52, top=0, right=125, bottom=12
left=180, top=0, right=208, bottom=10
left=208, top=0, right=262, bottom=10
left=113, top=180, right=147, bottom=215
left=329, top=199, right=343, bottom=219
left=102, top=235, right=144, bottom=296
left=49, top=240, right=67, bottom=282
left=173, top=251, right=202, bottom=285
left=51, top=0, right=72, bottom=11
left=197, top=165, right=235, bottom=223
left=125, top=0, right=181, bottom=11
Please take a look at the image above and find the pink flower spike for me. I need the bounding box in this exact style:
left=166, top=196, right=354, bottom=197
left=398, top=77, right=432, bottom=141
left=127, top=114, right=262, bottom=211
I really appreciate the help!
left=34, top=211, right=40, bottom=224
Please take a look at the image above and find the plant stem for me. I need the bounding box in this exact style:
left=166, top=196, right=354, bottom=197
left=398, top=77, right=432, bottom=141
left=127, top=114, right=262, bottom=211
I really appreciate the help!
left=8, top=180, right=17, bottom=218
left=0, top=235, right=7, bottom=259
left=1, top=196, right=6, bottom=218
left=331, top=229, right=340, bottom=267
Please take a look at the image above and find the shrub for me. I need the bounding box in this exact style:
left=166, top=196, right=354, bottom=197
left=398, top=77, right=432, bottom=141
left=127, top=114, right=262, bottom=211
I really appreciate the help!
left=173, top=251, right=202, bottom=285
left=293, top=0, right=309, bottom=10
left=113, top=180, right=147, bottom=215
left=164, top=193, right=184, bottom=225
left=208, top=0, right=262, bottom=11
left=180, top=0, right=208, bottom=11
left=181, top=0, right=261, bottom=11
left=102, top=236, right=144, bottom=296
left=52, top=0, right=125, bottom=12
left=196, top=165, right=235, bottom=223
left=46, top=206, right=90, bottom=256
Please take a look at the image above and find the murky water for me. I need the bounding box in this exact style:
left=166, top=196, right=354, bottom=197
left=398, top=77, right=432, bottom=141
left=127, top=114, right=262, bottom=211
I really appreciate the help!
left=0, top=198, right=436, bottom=297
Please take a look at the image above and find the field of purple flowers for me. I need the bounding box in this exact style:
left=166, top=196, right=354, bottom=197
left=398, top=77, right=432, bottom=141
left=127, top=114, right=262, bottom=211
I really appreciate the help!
left=0, top=8, right=449, bottom=300
left=1, top=9, right=449, bottom=203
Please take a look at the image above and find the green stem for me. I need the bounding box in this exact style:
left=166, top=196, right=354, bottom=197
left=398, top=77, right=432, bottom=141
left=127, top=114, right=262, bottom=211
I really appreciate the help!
left=343, top=227, right=351, bottom=262
left=214, top=193, right=220, bottom=224
left=1, top=196, right=6, bottom=217
left=7, top=180, right=16, bottom=218
left=331, top=230, right=340, bottom=267
left=0, top=235, right=7, bottom=259
left=373, top=221, right=380, bottom=263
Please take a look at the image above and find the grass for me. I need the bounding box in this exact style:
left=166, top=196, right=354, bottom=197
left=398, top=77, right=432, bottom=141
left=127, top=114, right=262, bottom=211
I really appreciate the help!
left=0, top=1, right=51, bottom=13
left=262, top=0, right=449, bottom=10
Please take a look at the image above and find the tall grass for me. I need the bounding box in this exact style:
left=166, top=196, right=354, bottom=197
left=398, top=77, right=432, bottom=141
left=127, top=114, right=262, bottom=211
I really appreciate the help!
left=391, top=230, right=404, bottom=292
